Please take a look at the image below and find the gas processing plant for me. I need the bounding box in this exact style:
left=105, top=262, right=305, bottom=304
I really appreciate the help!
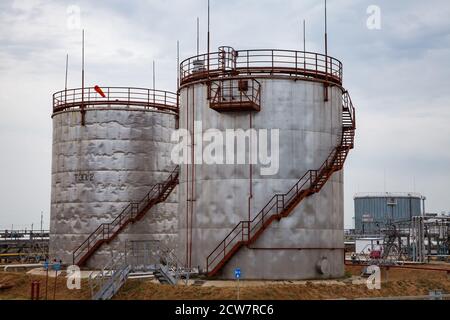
left=48, top=43, right=356, bottom=281
left=46, top=1, right=361, bottom=283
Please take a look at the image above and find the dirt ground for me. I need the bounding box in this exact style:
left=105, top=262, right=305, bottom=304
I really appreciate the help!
left=0, top=264, right=449, bottom=300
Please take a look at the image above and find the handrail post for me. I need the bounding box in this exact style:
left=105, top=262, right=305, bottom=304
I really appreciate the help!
left=304, top=52, right=306, bottom=70
left=246, top=50, right=249, bottom=72
left=271, top=50, right=274, bottom=73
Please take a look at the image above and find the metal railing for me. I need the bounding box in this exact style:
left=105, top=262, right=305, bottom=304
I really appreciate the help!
left=52, top=87, right=179, bottom=115
left=72, top=166, right=179, bottom=266
left=89, top=250, right=131, bottom=300
left=209, top=78, right=261, bottom=111
left=206, top=91, right=356, bottom=275
left=127, top=240, right=190, bottom=285
left=180, top=48, right=343, bottom=85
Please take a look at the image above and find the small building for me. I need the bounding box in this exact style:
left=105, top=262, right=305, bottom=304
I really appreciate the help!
left=355, top=237, right=383, bottom=254
left=354, top=192, right=425, bottom=234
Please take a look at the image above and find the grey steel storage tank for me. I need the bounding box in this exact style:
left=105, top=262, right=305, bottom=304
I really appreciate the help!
left=49, top=87, right=179, bottom=268
left=354, top=192, right=425, bottom=234
left=176, top=47, right=356, bottom=279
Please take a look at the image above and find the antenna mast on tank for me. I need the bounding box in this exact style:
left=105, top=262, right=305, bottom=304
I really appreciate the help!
left=152, top=60, right=156, bottom=103
left=303, top=19, right=306, bottom=50
left=81, top=29, right=86, bottom=125
left=324, top=0, right=329, bottom=101
left=302, top=19, right=306, bottom=69
left=176, top=40, right=180, bottom=128
left=197, top=17, right=200, bottom=56
left=177, top=40, right=180, bottom=90
left=206, top=0, right=211, bottom=99
left=324, top=0, right=328, bottom=58
left=65, top=54, right=69, bottom=105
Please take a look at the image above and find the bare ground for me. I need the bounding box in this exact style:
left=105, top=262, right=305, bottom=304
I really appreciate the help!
left=0, top=264, right=448, bottom=300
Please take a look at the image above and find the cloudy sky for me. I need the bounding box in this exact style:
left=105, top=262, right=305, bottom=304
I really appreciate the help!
left=0, top=0, right=449, bottom=229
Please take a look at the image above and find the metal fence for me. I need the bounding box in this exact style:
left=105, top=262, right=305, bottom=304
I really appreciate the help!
left=180, top=48, right=343, bottom=85
left=53, top=87, right=179, bottom=115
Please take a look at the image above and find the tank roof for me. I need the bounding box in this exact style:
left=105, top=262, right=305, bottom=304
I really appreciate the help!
left=354, top=192, right=425, bottom=199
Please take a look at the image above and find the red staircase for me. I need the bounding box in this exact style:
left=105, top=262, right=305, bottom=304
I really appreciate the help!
left=72, top=166, right=179, bottom=266
left=206, top=91, right=356, bottom=276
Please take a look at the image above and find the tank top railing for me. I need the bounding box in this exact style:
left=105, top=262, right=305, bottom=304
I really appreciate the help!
left=180, top=48, right=343, bottom=85
left=52, top=87, right=179, bottom=115
left=72, top=166, right=179, bottom=267
left=206, top=91, right=355, bottom=276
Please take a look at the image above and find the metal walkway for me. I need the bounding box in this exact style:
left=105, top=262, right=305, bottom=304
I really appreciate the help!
left=127, top=240, right=190, bottom=285
left=89, top=251, right=131, bottom=300
left=89, top=240, right=190, bottom=300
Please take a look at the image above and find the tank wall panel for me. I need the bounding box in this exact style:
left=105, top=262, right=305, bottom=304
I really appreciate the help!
left=49, top=109, right=177, bottom=267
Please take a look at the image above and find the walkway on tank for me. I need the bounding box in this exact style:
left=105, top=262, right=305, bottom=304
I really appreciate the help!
left=52, top=87, right=179, bottom=116
left=180, top=47, right=343, bottom=86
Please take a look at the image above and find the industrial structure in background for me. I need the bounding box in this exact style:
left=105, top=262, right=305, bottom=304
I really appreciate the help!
left=0, top=229, right=48, bottom=263
left=347, top=192, right=449, bottom=265
left=354, top=192, right=426, bottom=234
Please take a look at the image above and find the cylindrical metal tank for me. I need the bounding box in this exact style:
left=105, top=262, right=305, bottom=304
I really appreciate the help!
left=177, top=48, right=353, bottom=279
left=354, top=192, right=425, bottom=234
left=49, top=87, right=178, bottom=268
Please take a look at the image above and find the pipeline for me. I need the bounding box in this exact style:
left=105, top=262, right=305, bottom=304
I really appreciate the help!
left=185, top=84, right=190, bottom=268
left=189, top=84, right=195, bottom=269
left=345, top=262, right=450, bottom=273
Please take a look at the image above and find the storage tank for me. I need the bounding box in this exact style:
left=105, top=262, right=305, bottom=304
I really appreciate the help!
left=354, top=192, right=425, bottom=234
left=176, top=47, right=356, bottom=279
left=49, top=87, right=179, bottom=268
